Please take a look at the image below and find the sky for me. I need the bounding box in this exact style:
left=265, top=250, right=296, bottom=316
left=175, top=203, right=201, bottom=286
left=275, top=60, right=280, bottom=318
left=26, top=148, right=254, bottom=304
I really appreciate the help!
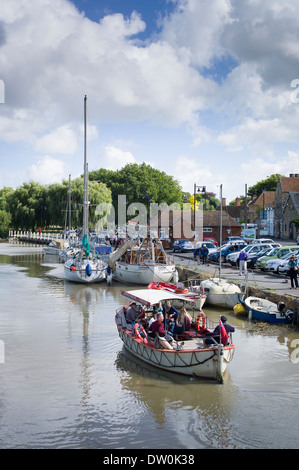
left=1, top=0, right=299, bottom=203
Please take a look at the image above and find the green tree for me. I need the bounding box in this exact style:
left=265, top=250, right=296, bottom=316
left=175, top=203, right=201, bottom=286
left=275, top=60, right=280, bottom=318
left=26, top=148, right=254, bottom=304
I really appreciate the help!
left=248, top=174, right=281, bottom=198
left=0, top=209, right=12, bottom=237
left=90, top=163, right=182, bottom=222
left=8, top=182, right=48, bottom=230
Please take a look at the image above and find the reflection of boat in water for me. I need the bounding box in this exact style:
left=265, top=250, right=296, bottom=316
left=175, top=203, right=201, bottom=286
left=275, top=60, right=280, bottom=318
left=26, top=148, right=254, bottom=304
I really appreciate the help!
left=200, top=278, right=241, bottom=309
left=242, top=296, right=293, bottom=324
left=109, top=237, right=177, bottom=285
left=115, top=289, right=235, bottom=382
left=148, top=281, right=206, bottom=311
left=43, top=239, right=69, bottom=255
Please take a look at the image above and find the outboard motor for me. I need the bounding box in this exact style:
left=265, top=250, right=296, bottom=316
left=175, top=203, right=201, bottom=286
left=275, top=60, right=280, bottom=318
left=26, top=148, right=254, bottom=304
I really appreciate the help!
left=277, top=301, right=286, bottom=316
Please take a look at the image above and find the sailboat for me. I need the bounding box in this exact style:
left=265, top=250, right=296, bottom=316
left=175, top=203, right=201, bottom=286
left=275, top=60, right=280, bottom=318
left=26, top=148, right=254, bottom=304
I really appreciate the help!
left=200, top=184, right=242, bottom=308
left=109, top=235, right=177, bottom=285
left=64, top=96, right=107, bottom=283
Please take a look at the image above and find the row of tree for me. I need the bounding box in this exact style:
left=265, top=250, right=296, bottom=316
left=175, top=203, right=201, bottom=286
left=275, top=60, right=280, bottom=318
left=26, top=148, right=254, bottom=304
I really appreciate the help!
left=0, top=163, right=281, bottom=238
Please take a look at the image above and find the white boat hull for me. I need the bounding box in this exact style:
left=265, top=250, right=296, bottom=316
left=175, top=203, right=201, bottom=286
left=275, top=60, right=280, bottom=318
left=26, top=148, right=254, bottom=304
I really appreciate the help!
left=200, top=278, right=241, bottom=308
left=64, top=257, right=106, bottom=283
left=112, top=262, right=176, bottom=285
left=115, top=309, right=235, bottom=381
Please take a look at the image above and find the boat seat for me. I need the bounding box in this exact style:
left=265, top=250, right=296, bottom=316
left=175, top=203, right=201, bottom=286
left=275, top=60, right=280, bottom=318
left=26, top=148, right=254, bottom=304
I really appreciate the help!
left=157, top=335, right=174, bottom=350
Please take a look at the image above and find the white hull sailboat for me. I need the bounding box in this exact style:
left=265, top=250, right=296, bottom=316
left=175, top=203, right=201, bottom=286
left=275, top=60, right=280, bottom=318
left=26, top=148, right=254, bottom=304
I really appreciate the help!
left=200, top=278, right=241, bottom=308
left=64, top=96, right=107, bottom=284
left=109, top=237, right=177, bottom=285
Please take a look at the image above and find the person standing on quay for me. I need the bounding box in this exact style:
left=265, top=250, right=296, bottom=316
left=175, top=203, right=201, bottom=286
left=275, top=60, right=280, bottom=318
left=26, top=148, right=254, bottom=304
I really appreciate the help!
left=288, top=254, right=299, bottom=289
left=238, top=249, right=248, bottom=276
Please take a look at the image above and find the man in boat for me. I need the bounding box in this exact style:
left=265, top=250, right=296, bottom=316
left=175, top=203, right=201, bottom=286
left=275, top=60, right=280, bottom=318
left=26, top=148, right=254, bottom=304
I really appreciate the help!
left=126, top=302, right=139, bottom=323
left=203, top=316, right=235, bottom=347
left=148, top=313, right=176, bottom=348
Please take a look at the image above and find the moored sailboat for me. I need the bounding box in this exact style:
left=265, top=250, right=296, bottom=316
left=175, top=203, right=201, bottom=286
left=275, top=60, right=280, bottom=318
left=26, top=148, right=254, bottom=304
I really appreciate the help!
left=109, top=236, right=177, bottom=285
left=64, top=96, right=107, bottom=284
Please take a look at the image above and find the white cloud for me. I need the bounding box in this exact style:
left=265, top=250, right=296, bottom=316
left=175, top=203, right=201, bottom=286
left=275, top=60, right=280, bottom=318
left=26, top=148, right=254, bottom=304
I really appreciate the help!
left=28, top=156, right=65, bottom=184
left=35, top=125, right=78, bottom=154
left=103, top=146, right=136, bottom=171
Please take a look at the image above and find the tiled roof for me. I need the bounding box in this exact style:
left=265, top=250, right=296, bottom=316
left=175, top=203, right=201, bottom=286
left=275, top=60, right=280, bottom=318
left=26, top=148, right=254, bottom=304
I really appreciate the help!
left=280, top=176, right=299, bottom=193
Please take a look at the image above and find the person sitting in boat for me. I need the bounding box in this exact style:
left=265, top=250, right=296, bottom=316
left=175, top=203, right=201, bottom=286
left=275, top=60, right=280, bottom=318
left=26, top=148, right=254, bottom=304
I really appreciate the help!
left=203, top=316, right=235, bottom=347
left=148, top=313, right=175, bottom=346
left=148, top=308, right=159, bottom=328
left=125, top=302, right=139, bottom=323
left=162, top=300, right=179, bottom=328
left=169, top=306, right=191, bottom=337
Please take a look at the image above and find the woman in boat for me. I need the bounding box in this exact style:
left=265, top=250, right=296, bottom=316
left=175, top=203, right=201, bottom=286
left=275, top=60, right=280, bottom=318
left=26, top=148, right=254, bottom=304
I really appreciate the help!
left=162, top=300, right=179, bottom=328
left=169, top=306, right=191, bottom=337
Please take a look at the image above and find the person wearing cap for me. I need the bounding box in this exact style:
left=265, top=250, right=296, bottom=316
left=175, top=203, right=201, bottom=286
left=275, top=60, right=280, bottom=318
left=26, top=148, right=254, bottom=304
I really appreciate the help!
left=203, top=316, right=235, bottom=346
left=126, top=302, right=139, bottom=323
left=288, top=253, right=299, bottom=289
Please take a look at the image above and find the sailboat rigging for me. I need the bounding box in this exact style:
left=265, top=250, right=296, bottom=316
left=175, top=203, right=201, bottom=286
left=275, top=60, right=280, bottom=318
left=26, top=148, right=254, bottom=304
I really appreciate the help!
left=64, top=95, right=107, bottom=283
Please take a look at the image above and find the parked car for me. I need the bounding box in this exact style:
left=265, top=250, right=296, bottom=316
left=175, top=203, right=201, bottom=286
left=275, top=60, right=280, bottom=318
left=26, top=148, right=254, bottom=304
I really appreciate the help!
left=250, top=238, right=275, bottom=244
left=204, top=237, right=218, bottom=246
left=208, top=243, right=247, bottom=263
left=278, top=253, right=299, bottom=275
left=221, top=236, right=245, bottom=245
left=256, top=246, right=299, bottom=271
left=226, top=243, right=281, bottom=266
left=264, top=251, right=299, bottom=273
left=172, top=239, right=194, bottom=252
left=246, top=247, right=274, bottom=269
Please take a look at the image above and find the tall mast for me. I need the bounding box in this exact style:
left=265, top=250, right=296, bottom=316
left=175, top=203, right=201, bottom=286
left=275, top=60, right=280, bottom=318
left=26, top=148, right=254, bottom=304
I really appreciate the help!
left=83, top=95, right=89, bottom=240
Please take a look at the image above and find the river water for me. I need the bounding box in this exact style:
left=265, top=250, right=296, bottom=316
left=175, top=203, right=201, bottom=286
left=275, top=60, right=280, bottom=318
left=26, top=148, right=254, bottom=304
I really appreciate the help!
left=0, top=242, right=299, bottom=450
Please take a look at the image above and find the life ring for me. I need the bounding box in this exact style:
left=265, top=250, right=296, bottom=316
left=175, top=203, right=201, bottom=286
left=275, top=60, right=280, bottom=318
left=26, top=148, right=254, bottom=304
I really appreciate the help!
left=134, top=323, right=147, bottom=343
left=196, top=312, right=206, bottom=333
left=176, top=287, right=189, bottom=294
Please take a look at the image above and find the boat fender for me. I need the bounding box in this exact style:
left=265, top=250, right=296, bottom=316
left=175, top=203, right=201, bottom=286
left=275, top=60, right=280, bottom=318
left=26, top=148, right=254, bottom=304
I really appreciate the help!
left=134, top=323, right=147, bottom=343
left=70, top=265, right=76, bottom=271
left=196, top=312, right=206, bottom=333
left=86, top=264, right=92, bottom=277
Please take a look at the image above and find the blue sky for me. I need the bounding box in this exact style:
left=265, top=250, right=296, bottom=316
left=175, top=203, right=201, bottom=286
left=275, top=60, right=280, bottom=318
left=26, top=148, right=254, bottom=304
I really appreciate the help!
left=1, top=0, right=299, bottom=203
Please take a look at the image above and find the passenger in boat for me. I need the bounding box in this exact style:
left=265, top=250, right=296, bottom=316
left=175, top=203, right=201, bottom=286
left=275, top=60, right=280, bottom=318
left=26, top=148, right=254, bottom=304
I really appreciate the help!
left=126, top=302, right=139, bottom=323
left=148, top=309, right=158, bottom=329
left=169, top=306, right=191, bottom=337
left=148, top=313, right=174, bottom=345
left=203, top=316, right=235, bottom=347
left=162, top=301, right=179, bottom=328
left=288, top=254, right=299, bottom=289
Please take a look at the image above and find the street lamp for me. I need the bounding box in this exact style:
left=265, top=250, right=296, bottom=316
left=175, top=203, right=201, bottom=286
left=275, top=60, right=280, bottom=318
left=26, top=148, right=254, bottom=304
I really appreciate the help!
left=193, top=184, right=206, bottom=240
